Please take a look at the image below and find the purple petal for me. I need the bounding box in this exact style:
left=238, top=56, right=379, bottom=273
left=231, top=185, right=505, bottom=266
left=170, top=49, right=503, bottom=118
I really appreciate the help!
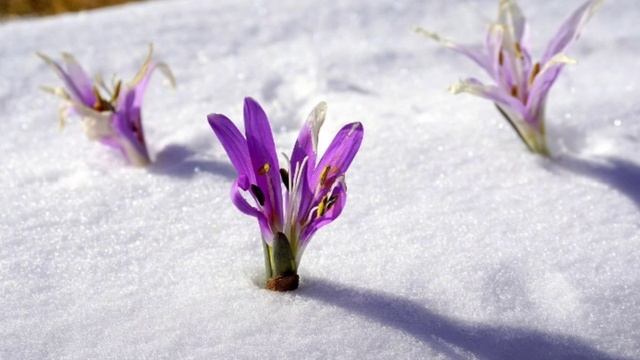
left=296, top=122, right=362, bottom=227
left=38, top=52, right=97, bottom=107
left=450, top=78, right=526, bottom=116
left=526, top=70, right=561, bottom=124
left=290, top=102, right=326, bottom=182
left=113, top=89, right=149, bottom=165
left=496, top=1, right=534, bottom=96
left=416, top=28, right=492, bottom=75
left=497, top=0, right=528, bottom=44
left=450, top=44, right=491, bottom=75
left=541, top=0, right=603, bottom=64
left=208, top=113, right=253, bottom=180
left=131, top=64, right=174, bottom=109
left=486, top=25, right=505, bottom=80
left=231, top=176, right=273, bottom=241
left=525, top=55, right=575, bottom=124
left=61, top=53, right=96, bottom=106
left=300, top=182, right=347, bottom=246
left=314, top=122, right=364, bottom=185
left=243, top=97, right=283, bottom=227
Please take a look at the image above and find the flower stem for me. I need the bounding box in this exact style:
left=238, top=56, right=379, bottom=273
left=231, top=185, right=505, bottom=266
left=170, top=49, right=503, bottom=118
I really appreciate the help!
left=262, top=232, right=299, bottom=291
left=495, top=104, right=550, bottom=157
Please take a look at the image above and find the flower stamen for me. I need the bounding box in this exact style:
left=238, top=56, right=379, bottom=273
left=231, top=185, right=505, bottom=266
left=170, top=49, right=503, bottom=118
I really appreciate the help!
left=514, top=42, right=523, bottom=59
left=250, top=184, right=265, bottom=206
left=529, top=62, right=541, bottom=84
left=280, top=168, right=290, bottom=191
left=259, top=163, right=271, bottom=175
left=319, top=165, right=331, bottom=186
left=317, top=196, right=328, bottom=217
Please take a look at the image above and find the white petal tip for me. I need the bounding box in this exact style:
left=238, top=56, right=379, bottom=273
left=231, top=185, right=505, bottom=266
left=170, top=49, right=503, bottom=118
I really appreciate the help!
left=448, top=83, right=464, bottom=94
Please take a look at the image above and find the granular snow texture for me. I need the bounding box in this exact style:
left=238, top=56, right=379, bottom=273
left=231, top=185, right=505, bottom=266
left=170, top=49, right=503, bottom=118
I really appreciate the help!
left=1, top=0, right=639, bottom=359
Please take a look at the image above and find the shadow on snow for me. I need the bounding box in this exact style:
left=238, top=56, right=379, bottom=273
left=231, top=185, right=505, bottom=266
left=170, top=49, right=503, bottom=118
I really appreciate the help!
left=548, top=155, right=640, bottom=211
left=150, top=144, right=235, bottom=180
left=299, top=278, right=629, bottom=360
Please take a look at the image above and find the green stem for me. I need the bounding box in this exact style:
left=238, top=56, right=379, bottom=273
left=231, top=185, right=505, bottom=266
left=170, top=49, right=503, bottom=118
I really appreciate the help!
left=262, top=232, right=299, bottom=291
left=495, top=104, right=550, bottom=157
left=262, top=232, right=297, bottom=279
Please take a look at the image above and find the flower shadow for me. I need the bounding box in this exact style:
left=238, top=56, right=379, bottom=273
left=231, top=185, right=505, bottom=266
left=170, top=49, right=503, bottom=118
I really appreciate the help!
left=548, top=155, right=640, bottom=211
left=150, top=144, right=235, bottom=180
left=298, top=278, right=629, bottom=360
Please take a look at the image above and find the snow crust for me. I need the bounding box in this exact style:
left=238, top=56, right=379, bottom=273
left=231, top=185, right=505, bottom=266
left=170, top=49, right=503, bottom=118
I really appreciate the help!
left=1, top=0, right=639, bottom=358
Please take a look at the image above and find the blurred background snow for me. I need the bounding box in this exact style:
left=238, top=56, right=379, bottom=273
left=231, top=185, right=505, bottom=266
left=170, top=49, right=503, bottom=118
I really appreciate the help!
left=0, top=0, right=639, bottom=359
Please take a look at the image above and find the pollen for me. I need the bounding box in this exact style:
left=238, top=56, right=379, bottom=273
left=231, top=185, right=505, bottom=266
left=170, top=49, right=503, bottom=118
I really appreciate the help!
left=259, top=163, right=271, bottom=175
left=498, top=51, right=504, bottom=66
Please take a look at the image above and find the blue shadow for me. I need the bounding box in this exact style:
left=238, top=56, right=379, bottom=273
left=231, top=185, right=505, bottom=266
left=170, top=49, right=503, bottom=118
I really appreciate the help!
left=550, top=155, right=640, bottom=211
left=299, top=278, right=630, bottom=360
left=150, top=144, right=235, bottom=180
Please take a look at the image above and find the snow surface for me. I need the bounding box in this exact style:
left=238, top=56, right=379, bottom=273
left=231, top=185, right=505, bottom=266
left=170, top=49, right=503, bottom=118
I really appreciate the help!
left=1, top=0, right=639, bottom=358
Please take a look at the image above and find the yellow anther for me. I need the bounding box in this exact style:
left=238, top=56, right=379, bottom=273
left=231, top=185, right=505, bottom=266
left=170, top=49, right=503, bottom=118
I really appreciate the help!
left=529, top=63, right=541, bottom=84
left=510, top=85, right=518, bottom=98
left=514, top=42, right=523, bottom=59
left=319, top=165, right=331, bottom=185
left=317, top=196, right=328, bottom=217
left=259, top=163, right=271, bottom=175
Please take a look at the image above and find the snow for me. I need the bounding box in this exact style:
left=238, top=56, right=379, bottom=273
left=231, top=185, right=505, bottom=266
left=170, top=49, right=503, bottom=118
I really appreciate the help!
left=1, top=0, right=639, bottom=358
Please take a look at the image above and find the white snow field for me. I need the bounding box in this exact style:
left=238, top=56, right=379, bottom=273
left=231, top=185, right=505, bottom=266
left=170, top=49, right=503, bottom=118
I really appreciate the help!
left=1, top=0, right=639, bottom=358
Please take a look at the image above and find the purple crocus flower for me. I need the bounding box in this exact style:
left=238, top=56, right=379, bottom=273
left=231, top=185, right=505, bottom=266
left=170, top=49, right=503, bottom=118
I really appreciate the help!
left=208, top=98, right=363, bottom=291
left=417, top=0, right=603, bottom=156
left=38, top=45, right=174, bottom=166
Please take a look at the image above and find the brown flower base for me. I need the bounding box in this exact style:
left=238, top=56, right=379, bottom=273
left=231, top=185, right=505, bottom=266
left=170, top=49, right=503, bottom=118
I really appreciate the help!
left=266, top=273, right=299, bottom=292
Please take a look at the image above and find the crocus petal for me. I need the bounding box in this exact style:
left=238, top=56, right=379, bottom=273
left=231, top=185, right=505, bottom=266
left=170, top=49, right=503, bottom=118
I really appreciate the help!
left=61, top=53, right=97, bottom=105
left=61, top=95, right=115, bottom=137
left=449, top=78, right=526, bottom=116
left=38, top=52, right=97, bottom=106
left=299, top=182, right=347, bottom=248
left=243, top=97, right=283, bottom=227
left=232, top=175, right=263, bottom=216
left=525, top=54, right=576, bottom=123
left=486, top=24, right=505, bottom=80
left=416, top=28, right=492, bottom=75
left=314, top=122, right=364, bottom=185
left=296, top=121, right=361, bottom=229
left=80, top=111, right=115, bottom=140
left=496, top=0, right=534, bottom=98
left=231, top=176, right=273, bottom=241
left=129, top=45, right=176, bottom=109
left=112, top=89, right=150, bottom=165
left=541, top=0, right=603, bottom=64
left=290, top=102, right=327, bottom=180
left=497, top=0, right=527, bottom=42
left=208, top=113, right=253, bottom=180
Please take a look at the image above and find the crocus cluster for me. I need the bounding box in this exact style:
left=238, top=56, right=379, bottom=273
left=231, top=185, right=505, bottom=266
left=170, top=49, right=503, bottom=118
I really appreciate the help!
left=37, top=0, right=605, bottom=293
left=39, top=45, right=174, bottom=166
left=208, top=98, right=363, bottom=291
left=417, top=0, right=603, bottom=156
